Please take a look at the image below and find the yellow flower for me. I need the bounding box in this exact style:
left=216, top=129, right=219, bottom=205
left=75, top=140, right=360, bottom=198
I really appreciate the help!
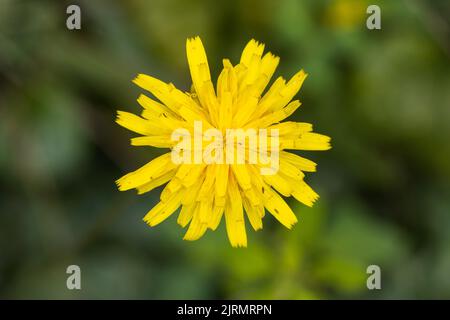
left=116, top=37, right=331, bottom=247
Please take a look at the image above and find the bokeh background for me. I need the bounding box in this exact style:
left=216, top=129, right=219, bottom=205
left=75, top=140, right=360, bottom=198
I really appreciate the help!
left=1, top=0, right=449, bottom=299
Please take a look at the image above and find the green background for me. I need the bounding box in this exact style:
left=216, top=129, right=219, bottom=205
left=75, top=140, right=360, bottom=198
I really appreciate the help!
left=0, top=0, right=449, bottom=299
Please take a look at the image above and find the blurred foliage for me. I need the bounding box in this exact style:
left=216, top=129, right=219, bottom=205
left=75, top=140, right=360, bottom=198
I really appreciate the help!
left=0, top=0, right=449, bottom=299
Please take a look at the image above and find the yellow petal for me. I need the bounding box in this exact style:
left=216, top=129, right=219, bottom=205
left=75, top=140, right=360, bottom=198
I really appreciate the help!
left=263, top=186, right=298, bottom=229
left=222, top=59, right=238, bottom=102
left=215, top=164, right=229, bottom=198
left=248, top=77, right=286, bottom=121
left=131, top=136, right=174, bottom=148
left=183, top=204, right=208, bottom=241
left=281, top=133, right=331, bottom=150
left=279, top=159, right=305, bottom=180
left=181, top=177, right=204, bottom=206
left=143, top=189, right=184, bottom=226
left=208, top=203, right=224, bottom=230
left=225, top=175, right=247, bottom=247
left=116, top=111, right=162, bottom=135
left=255, top=52, right=280, bottom=96
left=133, top=74, right=179, bottom=113
left=198, top=199, right=212, bottom=224
left=240, top=39, right=265, bottom=69
left=137, top=169, right=176, bottom=195
left=270, top=70, right=307, bottom=112
left=268, top=121, right=312, bottom=137
left=181, top=164, right=207, bottom=187
left=116, top=153, right=174, bottom=191
left=287, top=178, right=319, bottom=207
left=245, top=100, right=301, bottom=129
left=242, top=197, right=263, bottom=231
left=244, top=187, right=261, bottom=206
left=280, top=151, right=317, bottom=172
left=218, top=91, right=233, bottom=129
left=186, top=36, right=217, bottom=117
left=231, top=164, right=252, bottom=191
left=137, top=94, right=175, bottom=117
left=197, top=165, right=216, bottom=200
left=177, top=203, right=195, bottom=227
left=262, top=173, right=292, bottom=197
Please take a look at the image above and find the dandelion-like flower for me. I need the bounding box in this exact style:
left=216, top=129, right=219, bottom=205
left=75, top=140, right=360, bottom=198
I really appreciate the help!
left=116, top=37, right=331, bottom=247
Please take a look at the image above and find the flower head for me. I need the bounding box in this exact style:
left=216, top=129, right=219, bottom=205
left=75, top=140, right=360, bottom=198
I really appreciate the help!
left=116, top=37, right=331, bottom=247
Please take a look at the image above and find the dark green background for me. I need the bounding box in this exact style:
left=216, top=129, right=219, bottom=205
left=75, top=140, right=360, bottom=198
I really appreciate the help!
left=1, top=0, right=449, bottom=299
